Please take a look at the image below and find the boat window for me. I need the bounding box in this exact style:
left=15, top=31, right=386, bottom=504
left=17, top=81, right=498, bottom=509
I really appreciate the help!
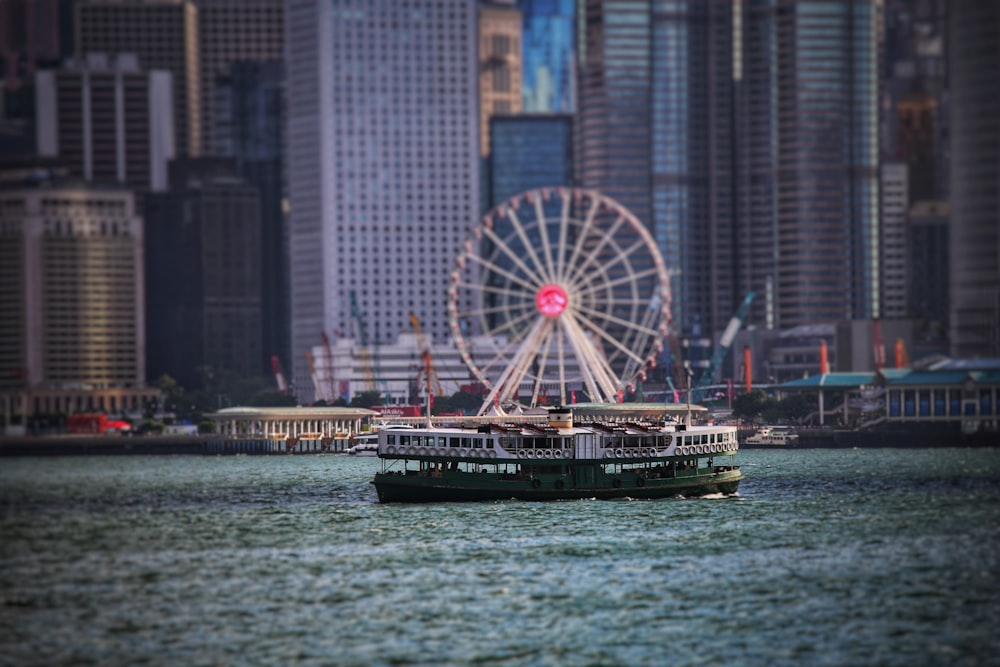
left=399, top=435, right=410, bottom=446
left=387, top=434, right=396, bottom=445
left=461, top=437, right=471, bottom=448
left=486, top=438, right=494, bottom=449
left=449, top=437, right=460, bottom=447
left=474, top=437, right=484, bottom=448
left=709, top=434, right=716, bottom=444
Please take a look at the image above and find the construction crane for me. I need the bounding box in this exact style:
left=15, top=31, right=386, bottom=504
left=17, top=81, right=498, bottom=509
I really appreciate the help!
left=695, top=292, right=756, bottom=395
left=409, top=311, right=443, bottom=400
left=350, top=291, right=376, bottom=392
left=270, top=355, right=288, bottom=394
left=320, top=331, right=337, bottom=401
left=304, top=352, right=327, bottom=402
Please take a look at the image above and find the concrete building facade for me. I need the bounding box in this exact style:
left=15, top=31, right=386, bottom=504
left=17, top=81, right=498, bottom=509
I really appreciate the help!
left=75, top=0, right=201, bottom=156
left=35, top=53, right=175, bottom=194
left=285, top=0, right=480, bottom=403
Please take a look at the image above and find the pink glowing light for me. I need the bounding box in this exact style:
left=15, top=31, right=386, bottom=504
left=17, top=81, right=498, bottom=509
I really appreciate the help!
left=535, top=284, right=569, bottom=318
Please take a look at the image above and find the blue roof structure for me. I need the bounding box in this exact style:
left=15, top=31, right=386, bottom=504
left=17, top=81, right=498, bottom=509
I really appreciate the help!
left=778, top=362, right=1000, bottom=391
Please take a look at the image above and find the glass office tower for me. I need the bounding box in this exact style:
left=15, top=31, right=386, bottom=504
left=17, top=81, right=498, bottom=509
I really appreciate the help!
left=519, top=0, right=575, bottom=113
left=738, top=0, right=882, bottom=328
left=577, top=0, right=736, bottom=340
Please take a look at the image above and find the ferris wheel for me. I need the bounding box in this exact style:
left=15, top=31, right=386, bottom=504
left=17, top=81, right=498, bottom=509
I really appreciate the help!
left=447, top=187, right=672, bottom=413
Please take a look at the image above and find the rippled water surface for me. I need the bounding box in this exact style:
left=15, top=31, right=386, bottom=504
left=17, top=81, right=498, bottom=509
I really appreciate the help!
left=2, top=448, right=999, bottom=666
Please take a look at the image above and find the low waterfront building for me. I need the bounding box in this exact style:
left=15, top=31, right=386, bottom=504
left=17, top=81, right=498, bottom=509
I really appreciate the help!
left=208, top=406, right=377, bottom=440
left=777, top=358, right=1000, bottom=436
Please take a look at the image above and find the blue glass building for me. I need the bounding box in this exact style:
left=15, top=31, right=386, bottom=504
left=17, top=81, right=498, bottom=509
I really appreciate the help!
left=519, top=0, right=575, bottom=113
left=488, top=113, right=573, bottom=207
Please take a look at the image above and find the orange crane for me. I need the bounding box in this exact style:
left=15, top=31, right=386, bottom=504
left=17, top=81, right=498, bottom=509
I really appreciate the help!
left=409, top=312, right=443, bottom=401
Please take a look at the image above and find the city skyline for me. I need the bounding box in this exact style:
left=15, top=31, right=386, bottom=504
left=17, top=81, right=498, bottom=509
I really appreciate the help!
left=0, top=0, right=996, bottom=413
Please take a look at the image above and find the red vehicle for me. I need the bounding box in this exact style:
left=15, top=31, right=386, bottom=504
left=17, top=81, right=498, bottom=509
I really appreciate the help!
left=66, top=413, right=132, bottom=434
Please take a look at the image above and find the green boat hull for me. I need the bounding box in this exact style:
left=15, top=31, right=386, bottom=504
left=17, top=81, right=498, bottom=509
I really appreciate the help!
left=372, top=465, right=742, bottom=503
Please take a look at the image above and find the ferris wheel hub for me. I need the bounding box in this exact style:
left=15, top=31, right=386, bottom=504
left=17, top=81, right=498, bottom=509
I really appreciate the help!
left=535, top=283, right=569, bottom=318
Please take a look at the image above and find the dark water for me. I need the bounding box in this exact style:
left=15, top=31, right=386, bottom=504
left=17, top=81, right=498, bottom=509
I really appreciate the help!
left=2, top=449, right=999, bottom=666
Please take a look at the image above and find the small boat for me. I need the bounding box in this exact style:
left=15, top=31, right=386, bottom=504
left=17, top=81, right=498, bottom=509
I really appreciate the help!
left=743, top=426, right=799, bottom=448
left=346, top=434, right=379, bottom=457
left=371, top=407, right=742, bottom=503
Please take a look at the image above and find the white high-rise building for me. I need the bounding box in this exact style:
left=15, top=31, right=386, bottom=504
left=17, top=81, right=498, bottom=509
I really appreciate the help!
left=286, top=0, right=480, bottom=402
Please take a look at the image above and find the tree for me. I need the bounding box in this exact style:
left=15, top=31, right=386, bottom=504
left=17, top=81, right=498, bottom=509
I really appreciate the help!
left=778, top=393, right=814, bottom=424
left=449, top=390, right=485, bottom=415
left=155, top=374, right=185, bottom=415
left=732, top=389, right=773, bottom=422
left=350, top=390, right=384, bottom=408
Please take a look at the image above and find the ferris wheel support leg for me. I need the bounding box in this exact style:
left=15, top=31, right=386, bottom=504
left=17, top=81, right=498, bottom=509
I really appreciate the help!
left=561, top=315, right=621, bottom=403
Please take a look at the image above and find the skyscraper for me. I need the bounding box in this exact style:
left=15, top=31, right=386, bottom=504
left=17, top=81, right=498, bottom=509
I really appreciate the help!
left=577, top=0, right=736, bottom=340
left=76, top=0, right=201, bottom=157
left=478, top=1, right=522, bottom=156
left=519, top=0, right=575, bottom=113
left=35, top=53, right=175, bottom=195
left=286, top=0, right=479, bottom=402
left=737, top=0, right=882, bottom=329
left=196, top=0, right=283, bottom=155
left=0, top=173, right=154, bottom=414
left=144, top=158, right=262, bottom=388
left=948, top=2, right=999, bottom=357
left=214, top=60, right=287, bottom=376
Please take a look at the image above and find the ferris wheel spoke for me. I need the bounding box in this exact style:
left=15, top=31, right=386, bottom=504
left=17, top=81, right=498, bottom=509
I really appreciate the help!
left=571, top=238, right=650, bottom=292
left=572, top=313, right=649, bottom=370
left=452, top=279, right=532, bottom=305
left=557, top=194, right=601, bottom=284
left=481, top=317, right=552, bottom=412
left=464, top=257, right=538, bottom=293
left=504, top=207, right=554, bottom=285
left=529, top=328, right=554, bottom=406
left=479, top=307, right=539, bottom=344
left=556, top=319, right=567, bottom=405
left=564, top=215, right=629, bottom=286
left=555, top=189, right=572, bottom=281
left=530, top=193, right=558, bottom=282
left=571, top=303, right=661, bottom=341
left=467, top=241, right=544, bottom=293
left=561, top=314, right=621, bottom=402
left=570, top=266, right=661, bottom=299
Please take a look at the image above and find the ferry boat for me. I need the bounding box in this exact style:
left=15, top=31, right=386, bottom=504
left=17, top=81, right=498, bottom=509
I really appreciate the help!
left=743, top=425, right=799, bottom=448
left=371, top=408, right=741, bottom=503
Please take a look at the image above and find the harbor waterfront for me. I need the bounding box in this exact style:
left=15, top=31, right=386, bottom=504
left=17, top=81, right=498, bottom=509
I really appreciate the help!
left=2, top=449, right=999, bottom=666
